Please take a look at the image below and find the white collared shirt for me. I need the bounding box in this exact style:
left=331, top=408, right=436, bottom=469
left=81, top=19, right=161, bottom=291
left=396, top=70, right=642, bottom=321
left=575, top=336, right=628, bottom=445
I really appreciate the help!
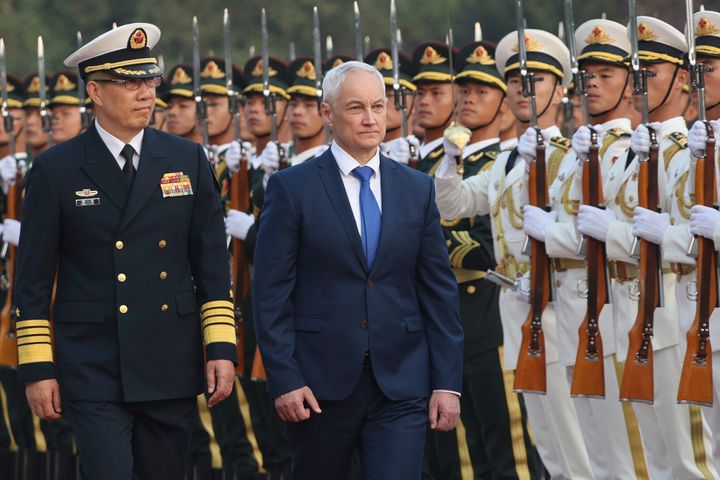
left=331, top=141, right=382, bottom=236
left=94, top=120, right=144, bottom=171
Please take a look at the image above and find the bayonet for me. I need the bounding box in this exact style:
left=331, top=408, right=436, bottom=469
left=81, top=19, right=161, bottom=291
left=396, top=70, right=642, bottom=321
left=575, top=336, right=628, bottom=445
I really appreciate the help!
left=564, top=0, right=592, bottom=126
left=261, top=8, right=287, bottom=166
left=326, top=36, right=334, bottom=61
left=516, top=0, right=539, bottom=129
left=224, top=8, right=242, bottom=142
left=314, top=6, right=331, bottom=144
left=474, top=22, right=482, bottom=42
left=76, top=31, right=90, bottom=132
left=37, top=36, right=52, bottom=147
left=289, top=42, right=296, bottom=62
left=192, top=16, right=211, bottom=163
left=390, top=0, right=416, bottom=163
left=0, top=38, right=14, bottom=156
left=354, top=1, right=363, bottom=61
left=364, top=36, right=371, bottom=56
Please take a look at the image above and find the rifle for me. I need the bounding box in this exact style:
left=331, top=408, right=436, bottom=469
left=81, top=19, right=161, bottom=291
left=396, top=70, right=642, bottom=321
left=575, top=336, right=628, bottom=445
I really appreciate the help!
left=313, top=6, right=331, bottom=145
left=224, top=8, right=250, bottom=376
left=354, top=1, right=363, bottom=61
left=192, top=17, right=214, bottom=167
left=391, top=0, right=418, bottom=168
left=37, top=36, right=52, bottom=148
left=678, top=0, right=714, bottom=406
left=513, top=0, right=550, bottom=394
left=619, top=0, right=662, bottom=403
left=261, top=8, right=288, bottom=170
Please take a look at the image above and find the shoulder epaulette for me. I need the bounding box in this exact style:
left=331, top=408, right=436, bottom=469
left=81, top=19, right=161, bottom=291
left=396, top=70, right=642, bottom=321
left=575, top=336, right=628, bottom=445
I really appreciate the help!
left=607, top=127, right=631, bottom=138
left=428, top=146, right=445, bottom=160
left=669, top=132, right=688, bottom=148
left=466, top=152, right=483, bottom=163
left=485, top=150, right=499, bottom=160
left=549, top=136, right=572, bottom=151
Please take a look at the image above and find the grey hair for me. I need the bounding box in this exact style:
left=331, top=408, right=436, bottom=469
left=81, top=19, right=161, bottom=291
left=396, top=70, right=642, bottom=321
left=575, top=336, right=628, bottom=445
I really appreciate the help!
left=322, top=61, right=385, bottom=105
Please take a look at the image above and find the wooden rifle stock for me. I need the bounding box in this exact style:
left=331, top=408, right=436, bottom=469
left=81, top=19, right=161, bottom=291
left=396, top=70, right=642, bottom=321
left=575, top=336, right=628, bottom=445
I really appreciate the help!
left=0, top=171, right=23, bottom=366
left=231, top=156, right=251, bottom=374
left=514, top=133, right=549, bottom=394
left=572, top=138, right=607, bottom=398
left=677, top=125, right=715, bottom=406
left=619, top=138, right=661, bottom=403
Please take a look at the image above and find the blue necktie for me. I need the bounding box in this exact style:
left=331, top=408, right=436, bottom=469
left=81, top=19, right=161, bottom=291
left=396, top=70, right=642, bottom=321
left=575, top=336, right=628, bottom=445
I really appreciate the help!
left=352, top=166, right=381, bottom=269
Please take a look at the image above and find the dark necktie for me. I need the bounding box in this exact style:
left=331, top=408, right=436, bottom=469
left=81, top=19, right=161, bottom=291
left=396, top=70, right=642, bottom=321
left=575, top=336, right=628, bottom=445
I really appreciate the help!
left=120, top=144, right=136, bottom=185
left=351, top=166, right=381, bottom=269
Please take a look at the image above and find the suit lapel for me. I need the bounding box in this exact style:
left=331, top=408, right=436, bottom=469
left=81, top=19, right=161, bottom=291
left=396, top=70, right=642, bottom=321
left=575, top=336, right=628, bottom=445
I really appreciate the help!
left=119, top=128, right=171, bottom=231
left=369, top=156, right=397, bottom=276
left=317, top=151, right=368, bottom=272
left=80, top=124, right=130, bottom=211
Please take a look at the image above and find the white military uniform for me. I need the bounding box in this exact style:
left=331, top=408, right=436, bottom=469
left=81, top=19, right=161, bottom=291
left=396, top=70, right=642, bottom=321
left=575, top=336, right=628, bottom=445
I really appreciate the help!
left=435, top=125, right=594, bottom=480
left=605, top=116, right=717, bottom=479
left=290, top=144, right=328, bottom=167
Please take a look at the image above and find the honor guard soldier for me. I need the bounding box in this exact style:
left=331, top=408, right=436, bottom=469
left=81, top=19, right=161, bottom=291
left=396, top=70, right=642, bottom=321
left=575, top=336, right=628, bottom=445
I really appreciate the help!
left=598, top=16, right=717, bottom=479
left=411, top=41, right=455, bottom=175
left=435, top=28, right=596, bottom=479
left=688, top=10, right=720, bottom=472
left=48, top=71, right=84, bottom=144
left=363, top=48, right=419, bottom=165
left=22, top=73, right=50, bottom=157
left=13, top=23, right=237, bottom=480
left=439, top=40, right=545, bottom=480
left=165, top=64, right=203, bottom=143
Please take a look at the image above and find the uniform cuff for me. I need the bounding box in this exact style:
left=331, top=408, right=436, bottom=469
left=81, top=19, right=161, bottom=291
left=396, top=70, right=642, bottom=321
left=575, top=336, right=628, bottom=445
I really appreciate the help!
left=17, top=362, right=56, bottom=384
left=206, top=342, right=238, bottom=364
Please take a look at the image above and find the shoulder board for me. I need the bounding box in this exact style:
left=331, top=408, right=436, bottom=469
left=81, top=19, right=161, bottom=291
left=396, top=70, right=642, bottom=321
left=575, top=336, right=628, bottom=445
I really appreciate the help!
left=549, top=136, right=572, bottom=151
left=485, top=150, right=499, bottom=160
left=428, top=146, right=445, bottom=159
left=669, top=132, right=688, bottom=148
left=466, top=152, right=484, bottom=163
left=607, top=127, right=631, bottom=138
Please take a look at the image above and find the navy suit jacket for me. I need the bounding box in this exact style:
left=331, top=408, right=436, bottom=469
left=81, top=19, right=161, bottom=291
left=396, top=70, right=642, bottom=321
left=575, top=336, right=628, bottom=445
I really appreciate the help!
left=253, top=149, right=463, bottom=401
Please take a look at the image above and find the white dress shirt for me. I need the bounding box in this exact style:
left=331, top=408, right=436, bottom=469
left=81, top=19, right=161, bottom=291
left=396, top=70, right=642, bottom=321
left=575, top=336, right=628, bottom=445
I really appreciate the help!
left=95, top=120, right=143, bottom=171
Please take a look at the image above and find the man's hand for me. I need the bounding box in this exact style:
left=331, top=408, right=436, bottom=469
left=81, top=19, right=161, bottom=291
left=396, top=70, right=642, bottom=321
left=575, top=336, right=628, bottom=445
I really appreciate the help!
left=206, top=359, right=235, bottom=408
left=428, top=391, right=460, bottom=431
left=274, top=386, right=322, bottom=423
left=26, top=379, right=62, bottom=421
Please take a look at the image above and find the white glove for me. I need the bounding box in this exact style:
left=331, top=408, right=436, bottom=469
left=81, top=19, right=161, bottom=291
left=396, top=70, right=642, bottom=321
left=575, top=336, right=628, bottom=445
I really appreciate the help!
left=690, top=205, right=720, bottom=240
left=225, top=141, right=254, bottom=173
left=632, top=206, right=669, bottom=245
left=442, top=135, right=461, bottom=161
left=2, top=219, right=20, bottom=247
left=0, top=155, right=17, bottom=193
left=388, top=135, right=420, bottom=165
left=577, top=204, right=615, bottom=242
left=630, top=122, right=661, bottom=157
left=225, top=209, right=255, bottom=241
left=572, top=125, right=605, bottom=161
left=518, top=127, right=539, bottom=162
left=259, top=142, right=280, bottom=175
left=523, top=205, right=557, bottom=242
left=513, top=275, right=530, bottom=304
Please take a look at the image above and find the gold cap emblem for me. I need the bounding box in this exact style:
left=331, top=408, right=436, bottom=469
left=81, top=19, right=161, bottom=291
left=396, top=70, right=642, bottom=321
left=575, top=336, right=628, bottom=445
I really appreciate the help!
left=374, top=52, right=393, bottom=70
left=697, top=17, right=720, bottom=37
left=7, top=82, right=14, bottom=93
left=27, top=76, right=41, bottom=93
left=129, top=28, right=147, bottom=50
left=251, top=59, right=278, bottom=77
left=466, top=46, right=495, bottom=65
left=420, top=46, right=447, bottom=65
left=512, top=34, right=542, bottom=53
left=586, top=25, right=614, bottom=45
left=637, top=23, right=659, bottom=41
left=332, top=58, right=345, bottom=68
left=296, top=61, right=316, bottom=80
left=170, top=67, right=192, bottom=85
left=201, top=60, right=225, bottom=79
left=54, top=74, right=77, bottom=92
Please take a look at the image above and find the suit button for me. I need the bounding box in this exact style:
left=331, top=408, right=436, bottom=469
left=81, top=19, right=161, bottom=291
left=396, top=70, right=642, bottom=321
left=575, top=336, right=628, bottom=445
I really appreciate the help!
left=360, top=320, right=368, bottom=328
left=159, top=271, right=168, bottom=280
left=161, top=304, right=169, bottom=312
left=119, top=305, right=128, bottom=314
left=158, top=240, right=167, bottom=248
left=367, top=279, right=374, bottom=286
left=117, top=273, right=127, bottom=282
left=115, top=241, right=124, bottom=250
left=466, top=285, right=476, bottom=294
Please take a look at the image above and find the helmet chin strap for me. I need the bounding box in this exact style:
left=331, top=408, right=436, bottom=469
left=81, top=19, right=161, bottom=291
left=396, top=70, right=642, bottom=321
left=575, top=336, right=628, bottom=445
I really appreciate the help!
left=648, top=65, right=680, bottom=116
left=536, top=77, right=559, bottom=120
left=589, top=71, right=631, bottom=120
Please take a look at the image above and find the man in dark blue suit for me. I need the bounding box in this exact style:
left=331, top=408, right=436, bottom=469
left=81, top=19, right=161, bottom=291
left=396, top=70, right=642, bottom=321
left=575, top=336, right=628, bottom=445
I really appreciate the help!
left=14, top=24, right=237, bottom=480
left=253, top=61, right=463, bottom=479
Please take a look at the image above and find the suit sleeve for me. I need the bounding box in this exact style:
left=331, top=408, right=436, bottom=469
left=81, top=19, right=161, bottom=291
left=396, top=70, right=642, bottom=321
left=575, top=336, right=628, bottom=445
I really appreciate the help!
left=416, top=177, right=464, bottom=393
left=252, top=172, right=306, bottom=398
left=189, top=144, right=237, bottom=363
left=14, top=158, right=60, bottom=383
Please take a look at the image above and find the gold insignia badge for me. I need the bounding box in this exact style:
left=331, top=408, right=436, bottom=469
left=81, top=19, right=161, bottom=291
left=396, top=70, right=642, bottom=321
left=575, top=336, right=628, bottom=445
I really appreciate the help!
left=171, top=67, right=192, bottom=85
left=129, top=28, right=147, bottom=50
left=7, top=82, right=14, bottom=93
left=201, top=60, right=225, bottom=79
left=27, top=76, right=41, bottom=93
left=637, top=23, right=659, bottom=41
left=420, top=46, right=447, bottom=65
left=586, top=25, right=615, bottom=45
left=296, top=61, right=317, bottom=80
left=54, top=74, right=77, bottom=92
left=332, top=58, right=345, bottom=68
left=75, top=189, right=98, bottom=197
left=374, top=52, right=393, bottom=70
left=512, top=34, right=541, bottom=53
left=251, top=59, right=278, bottom=77
left=697, top=17, right=720, bottom=37
left=466, top=46, right=495, bottom=65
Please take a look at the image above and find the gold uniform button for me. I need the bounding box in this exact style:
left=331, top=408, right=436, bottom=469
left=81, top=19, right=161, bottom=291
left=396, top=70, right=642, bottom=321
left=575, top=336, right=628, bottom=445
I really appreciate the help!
left=158, top=240, right=167, bottom=248
left=466, top=285, right=477, bottom=294
left=159, top=271, right=168, bottom=280
left=117, top=273, right=127, bottom=282
left=119, top=305, right=128, bottom=314
left=161, top=304, right=169, bottom=312
left=115, top=241, right=124, bottom=250
left=555, top=280, right=562, bottom=288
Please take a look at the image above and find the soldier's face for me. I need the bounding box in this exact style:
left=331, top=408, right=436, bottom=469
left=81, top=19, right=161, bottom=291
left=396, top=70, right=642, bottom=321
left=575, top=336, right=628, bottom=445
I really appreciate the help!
left=24, top=108, right=49, bottom=148
left=288, top=95, right=323, bottom=139
left=165, top=96, right=198, bottom=137
left=506, top=71, right=563, bottom=123
left=700, top=57, right=720, bottom=110
left=456, top=81, right=504, bottom=129
left=413, top=82, right=453, bottom=129
left=583, top=63, right=631, bottom=116
left=205, top=95, right=233, bottom=138
left=245, top=94, right=287, bottom=137
left=639, top=62, right=688, bottom=113
left=0, top=108, right=24, bottom=144
left=51, top=104, right=82, bottom=143
left=89, top=76, right=156, bottom=134
left=321, top=70, right=386, bottom=156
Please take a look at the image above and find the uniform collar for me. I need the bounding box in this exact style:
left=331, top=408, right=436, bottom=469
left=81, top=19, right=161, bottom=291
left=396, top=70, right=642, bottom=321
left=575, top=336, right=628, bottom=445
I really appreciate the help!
left=94, top=120, right=144, bottom=159
left=463, top=137, right=500, bottom=157
left=540, top=125, right=562, bottom=142
left=331, top=141, right=381, bottom=177
left=419, top=137, right=444, bottom=159
left=657, top=116, right=688, bottom=138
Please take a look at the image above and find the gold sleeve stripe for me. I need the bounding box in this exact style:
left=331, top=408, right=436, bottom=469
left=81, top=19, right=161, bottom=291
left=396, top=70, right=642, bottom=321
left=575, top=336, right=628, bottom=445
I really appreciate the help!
left=204, top=325, right=237, bottom=345
left=202, top=320, right=236, bottom=330
left=17, top=327, right=51, bottom=338
left=18, top=337, right=51, bottom=346
left=201, top=301, right=234, bottom=313
left=201, top=307, right=234, bottom=320
left=17, top=319, right=51, bottom=329
left=202, top=314, right=235, bottom=325
left=18, top=343, right=53, bottom=364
